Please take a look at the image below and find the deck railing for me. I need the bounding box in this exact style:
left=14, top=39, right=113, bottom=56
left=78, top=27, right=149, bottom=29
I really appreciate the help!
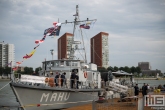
left=13, top=77, right=99, bottom=89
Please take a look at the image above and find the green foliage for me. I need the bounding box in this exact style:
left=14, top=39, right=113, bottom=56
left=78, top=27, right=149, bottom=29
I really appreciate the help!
left=97, top=67, right=108, bottom=72
left=3, top=66, right=11, bottom=76
left=17, top=70, right=21, bottom=74
left=0, top=66, right=34, bottom=75
left=17, top=70, right=24, bottom=74
left=130, top=66, right=136, bottom=73
left=35, top=67, right=42, bottom=76
left=123, top=66, right=130, bottom=73
left=114, top=66, right=119, bottom=71
left=14, top=73, right=18, bottom=78
left=136, top=67, right=141, bottom=73
left=107, top=66, right=114, bottom=71
left=119, top=67, right=124, bottom=71
left=0, top=66, right=4, bottom=76
left=23, top=67, right=34, bottom=75
left=106, top=66, right=141, bottom=74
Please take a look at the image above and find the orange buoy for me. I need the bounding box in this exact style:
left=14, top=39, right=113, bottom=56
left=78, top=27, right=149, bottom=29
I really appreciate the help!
left=48, top=78, right=55, bottom=87
left=45, top=77, right=55, bottom=87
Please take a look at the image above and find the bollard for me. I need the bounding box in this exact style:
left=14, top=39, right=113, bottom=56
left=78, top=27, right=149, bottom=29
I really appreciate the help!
left=111, top=94, right=113, bottom=105
left=92, top=100, right=96, bottom=110
left=138, top=97, right=144, bottom=110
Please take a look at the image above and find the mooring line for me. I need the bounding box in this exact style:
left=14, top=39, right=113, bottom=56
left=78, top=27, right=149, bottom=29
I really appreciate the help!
left=0, top=80, right=12, bottom=91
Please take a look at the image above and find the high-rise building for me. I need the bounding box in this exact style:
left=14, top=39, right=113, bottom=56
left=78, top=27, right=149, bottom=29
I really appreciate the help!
left=90, top=32, right=109, bottom=68
left=138, top=62, right=151, bottom=70
left=0, top=41, right=15, bottom=67
left=58, top=33, right=73, bottom=59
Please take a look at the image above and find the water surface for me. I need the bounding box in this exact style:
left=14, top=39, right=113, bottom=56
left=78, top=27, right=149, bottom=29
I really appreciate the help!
left=0, top=80, right=20, bottom=110
left=0, top=79, right=164, bottom=110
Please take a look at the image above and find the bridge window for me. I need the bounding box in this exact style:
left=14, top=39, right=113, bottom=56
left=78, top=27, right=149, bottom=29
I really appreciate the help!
left=72, top=62, right=78, bottom=66
left=66, top=61, right=71, bottom=66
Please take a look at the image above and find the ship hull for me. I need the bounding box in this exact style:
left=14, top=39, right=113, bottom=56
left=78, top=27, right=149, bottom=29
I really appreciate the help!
left=10, top=83, right=100, bottom=110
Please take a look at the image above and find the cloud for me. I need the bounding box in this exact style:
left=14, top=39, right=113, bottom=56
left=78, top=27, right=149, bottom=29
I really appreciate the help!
left=0, top=0, right=165, bottom=73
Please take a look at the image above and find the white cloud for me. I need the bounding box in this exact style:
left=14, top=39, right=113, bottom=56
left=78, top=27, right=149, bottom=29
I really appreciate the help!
left=0, top=0, right=165, bottom=73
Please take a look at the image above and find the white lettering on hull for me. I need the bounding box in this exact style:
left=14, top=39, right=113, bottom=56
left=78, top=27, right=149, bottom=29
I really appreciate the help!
left=40, top=93, right=49, bottom=102
left=50, top=93, right=57, bottom=101
left=64, top=92, right=70, bottom=100
left=40, top=92, right=70, bottom=102
left=57, top=92, right=64, bottom=101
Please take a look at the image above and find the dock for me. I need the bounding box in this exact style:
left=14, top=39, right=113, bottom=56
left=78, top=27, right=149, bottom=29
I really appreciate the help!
left=64, top=92, right=165, bottom=110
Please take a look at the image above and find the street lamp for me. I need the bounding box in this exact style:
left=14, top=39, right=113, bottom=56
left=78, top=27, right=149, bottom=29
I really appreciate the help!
left=50, top=49, right=54, bottom=60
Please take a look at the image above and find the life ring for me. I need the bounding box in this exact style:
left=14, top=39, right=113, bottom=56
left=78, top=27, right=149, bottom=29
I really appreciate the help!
left=45, top=77, right=49, bottom=83
left=45, top=77, right=55, bottom=87
left=84, top=72, right=87, bottom=78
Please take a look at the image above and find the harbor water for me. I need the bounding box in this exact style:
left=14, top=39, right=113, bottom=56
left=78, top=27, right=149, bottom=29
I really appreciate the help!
left=0, top=80, right=20, bottom=110
left=0, top=79, right=164, bottom=110
left=133, top=79, right=165, bottom=89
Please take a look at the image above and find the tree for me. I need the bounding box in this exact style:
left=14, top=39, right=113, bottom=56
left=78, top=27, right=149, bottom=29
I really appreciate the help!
left=136, top=67, right=141, bottom=73
left=135, top=66, right=141, bottom=77
left=17, top=70, right=21, bottom=74
left=107, top=66, right=114, bottom=72
left=17, top=70, right=24, bottom=75
left=114, top=66, right=119, bottom=71
left=24, top=67, right=34, bottom=75
left=130, top=66, right=136, bottom=74
left=35, top=67, right=42, bottom=76
left=122, top=66, right=130, bottom=73
left=97, top=67, right=108, bottom=72
left=119, top=67, right=124, bottom=71
left=0, top=66, right=4, bottom=76
left=3, top=66, right=11, bottom=78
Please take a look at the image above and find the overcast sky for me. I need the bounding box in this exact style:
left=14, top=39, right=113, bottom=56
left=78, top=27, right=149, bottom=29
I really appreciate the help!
left=0, top=0, right=165, bottom=73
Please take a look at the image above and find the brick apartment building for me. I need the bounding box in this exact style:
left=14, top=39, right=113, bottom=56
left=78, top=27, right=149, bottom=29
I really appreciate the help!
left=58, top=33, right=73, bottom=59
left=90, top=32, right=109, bottom=68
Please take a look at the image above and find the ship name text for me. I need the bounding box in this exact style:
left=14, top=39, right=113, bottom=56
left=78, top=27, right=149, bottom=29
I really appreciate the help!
left=40, top=92, right=70, bottom=102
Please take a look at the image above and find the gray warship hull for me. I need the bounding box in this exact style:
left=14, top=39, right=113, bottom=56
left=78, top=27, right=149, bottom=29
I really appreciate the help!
left=10, top=83, right=101, bottom=110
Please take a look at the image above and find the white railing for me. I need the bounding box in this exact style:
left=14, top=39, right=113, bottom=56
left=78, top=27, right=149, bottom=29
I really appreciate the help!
left=13, top=75, right=100, bottom=89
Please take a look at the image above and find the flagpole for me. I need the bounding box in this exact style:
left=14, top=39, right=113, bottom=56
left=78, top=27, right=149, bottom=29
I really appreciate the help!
left=44, top=58, right=46, bottom=76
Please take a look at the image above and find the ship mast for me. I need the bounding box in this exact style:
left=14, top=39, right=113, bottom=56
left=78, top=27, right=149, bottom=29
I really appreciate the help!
left=63, top=5, right=96, bottom=63
left=70, top=5, right=79, bottom=60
